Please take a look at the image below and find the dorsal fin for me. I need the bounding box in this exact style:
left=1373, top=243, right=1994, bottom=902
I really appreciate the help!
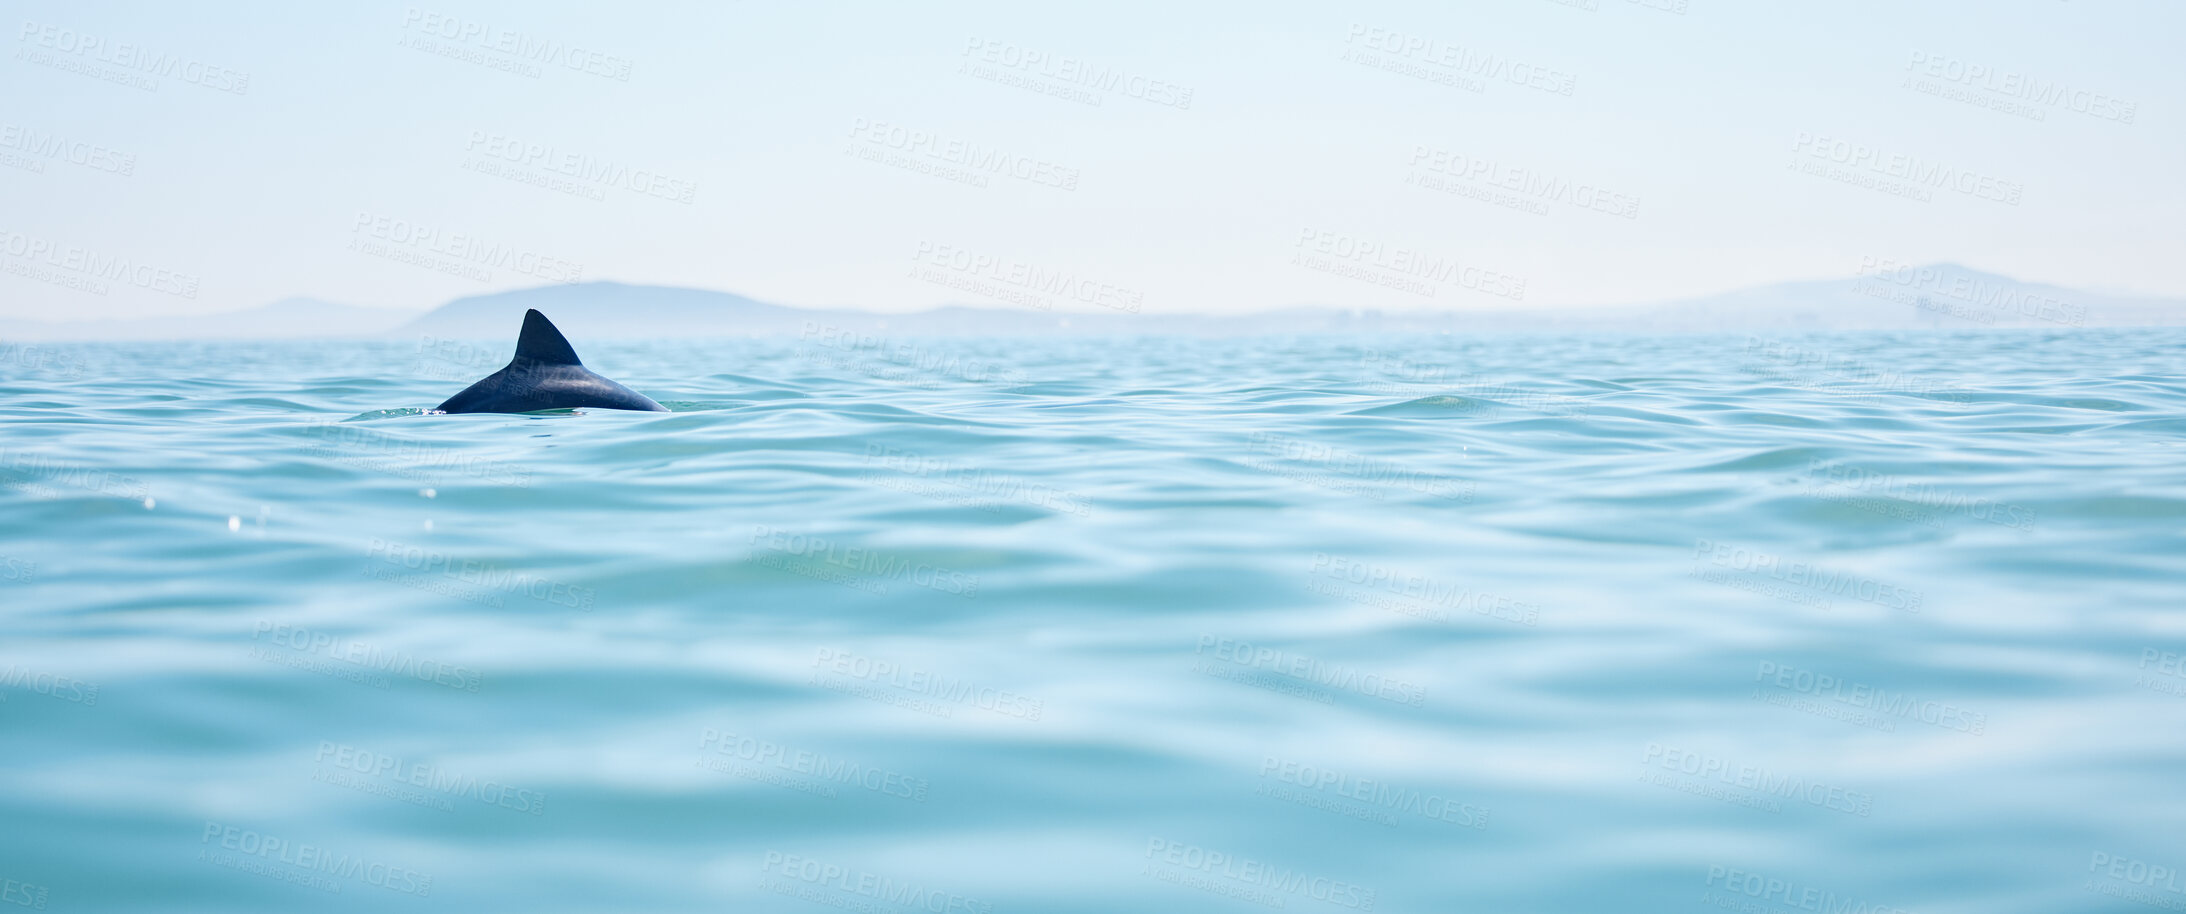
left=511, top=309, right=582, bottom=366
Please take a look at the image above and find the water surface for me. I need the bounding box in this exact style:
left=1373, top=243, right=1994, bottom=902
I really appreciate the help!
left=3, top=329, right=2184, bottom=912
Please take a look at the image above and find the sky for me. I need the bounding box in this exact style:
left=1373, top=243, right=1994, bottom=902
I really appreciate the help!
left=2, top=0, right=2180, bottom=320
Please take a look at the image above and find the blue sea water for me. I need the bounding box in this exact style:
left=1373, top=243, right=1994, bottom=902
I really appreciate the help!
left=3, top=328, right=2185, bottom=913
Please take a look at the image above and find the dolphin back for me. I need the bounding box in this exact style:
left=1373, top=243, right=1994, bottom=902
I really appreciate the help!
left=432, top=309, right=667, bottom=414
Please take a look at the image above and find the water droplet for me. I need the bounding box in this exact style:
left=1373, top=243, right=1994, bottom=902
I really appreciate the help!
left=227, top=516, right=240, bottom=532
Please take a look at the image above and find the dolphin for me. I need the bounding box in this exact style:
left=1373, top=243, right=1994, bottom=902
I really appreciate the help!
left=434, top=309, right=667, bottom=414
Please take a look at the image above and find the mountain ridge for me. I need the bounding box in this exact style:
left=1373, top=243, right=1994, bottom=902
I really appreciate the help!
left=3, top=264, right=2179, bottom=340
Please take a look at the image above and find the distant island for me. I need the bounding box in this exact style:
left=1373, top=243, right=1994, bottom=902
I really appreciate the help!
left=4, top=264, right=2180, bottom=341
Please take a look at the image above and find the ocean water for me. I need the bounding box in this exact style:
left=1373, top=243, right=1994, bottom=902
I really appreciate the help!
left=3, top=328, right=2184, bottom=913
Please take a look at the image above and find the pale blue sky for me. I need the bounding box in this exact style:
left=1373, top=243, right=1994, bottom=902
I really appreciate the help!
left=3, top=0, right=2179, bottom=318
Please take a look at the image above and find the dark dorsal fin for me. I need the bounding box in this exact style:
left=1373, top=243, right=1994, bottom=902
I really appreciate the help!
left=512, top=309, right=582, bottom=366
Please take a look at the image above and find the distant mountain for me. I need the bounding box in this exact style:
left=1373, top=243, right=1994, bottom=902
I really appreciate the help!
left=395, top=283, right=811, bottom=340
left=1591, top=263, right=2176, bottom=332
left=392, top=283, right=1098, bottom=340
left=387, top=266, right=2180, bottom=338
left=4, top=265, right=2180, bottom=341
left=0, top=297, right=420, bottom=341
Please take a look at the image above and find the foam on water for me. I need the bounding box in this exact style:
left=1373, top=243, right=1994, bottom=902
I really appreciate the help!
left=3, top=329, right=2184, bottom=912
